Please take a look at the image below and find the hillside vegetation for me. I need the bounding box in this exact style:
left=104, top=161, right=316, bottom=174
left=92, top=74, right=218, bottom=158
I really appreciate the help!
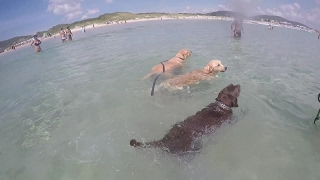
left=0, top=11, right=312, bottom=50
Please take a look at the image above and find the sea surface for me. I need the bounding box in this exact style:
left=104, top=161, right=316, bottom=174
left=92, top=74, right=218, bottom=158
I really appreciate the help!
left=0, top=19, right=320, bottom=180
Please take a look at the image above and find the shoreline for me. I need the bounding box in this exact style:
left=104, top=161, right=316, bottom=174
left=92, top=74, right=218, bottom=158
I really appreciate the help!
left=0, top=15, right=316, bottom=56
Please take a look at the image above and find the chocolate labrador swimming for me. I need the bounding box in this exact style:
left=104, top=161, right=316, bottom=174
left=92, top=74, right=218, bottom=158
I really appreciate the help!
left=130, top=84, right=241, bottom=154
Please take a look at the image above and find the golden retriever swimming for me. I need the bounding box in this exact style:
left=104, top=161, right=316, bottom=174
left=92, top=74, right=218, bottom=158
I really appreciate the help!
left=130, top=84, right=241, bottom=154
left=143, top=49, right=192, bottom=80
left=160, top=60, right=227, bottom=90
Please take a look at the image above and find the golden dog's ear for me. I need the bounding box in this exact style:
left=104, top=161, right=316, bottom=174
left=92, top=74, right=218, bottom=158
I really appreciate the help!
left=181, top=50, right=188, bottom=59
left=175, top=51, right=184, bottom=59
left=205, top=61, right=217, bottom=72
left=205, top=64, right=211, bottom=72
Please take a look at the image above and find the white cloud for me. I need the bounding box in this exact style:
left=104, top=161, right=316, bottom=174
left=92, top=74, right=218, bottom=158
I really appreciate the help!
left=47, top=0, right=83, bottom=19
left=106, top=0, right=113, bottom=3
left=253, top=6, right=264, bottom=14
left=262, top=3, right=320, bottom=29
left=81, top=15, right=88, bottom=20
left=218, top=5, right=231, bottom=11
left=306, top=8, right=320, bottom=28
left=87, top=9, right=100, bottom=15
left=66, top=10, right=83, bottom=20
left=226, top=0, right=260, bottom=14
left=81, top=8, right=100, bottom=20
left=266, top=3, right=303, bottom=22
left=266, top=8, right=283, bottom=17
left=316, top=0, right=320, bottom=5
left=279, top=3, right=300, bottom=12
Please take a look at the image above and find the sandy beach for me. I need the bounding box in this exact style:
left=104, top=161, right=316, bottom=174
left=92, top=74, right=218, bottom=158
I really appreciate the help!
left=0, top=15, right=236, bottom=56
left=0, top=15, right=315, bottom=56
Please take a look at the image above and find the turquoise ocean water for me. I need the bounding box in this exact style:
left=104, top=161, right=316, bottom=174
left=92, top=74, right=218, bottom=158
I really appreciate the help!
left=0, top=19, right=320, bottom=180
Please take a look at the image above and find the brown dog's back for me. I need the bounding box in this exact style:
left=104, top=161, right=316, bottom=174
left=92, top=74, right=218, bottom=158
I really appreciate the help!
left=130, top=84, right=241, bottom=154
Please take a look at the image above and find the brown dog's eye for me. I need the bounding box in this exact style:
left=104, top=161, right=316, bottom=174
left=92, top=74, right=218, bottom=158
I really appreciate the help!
left=218, top=64, right=220, bottom=66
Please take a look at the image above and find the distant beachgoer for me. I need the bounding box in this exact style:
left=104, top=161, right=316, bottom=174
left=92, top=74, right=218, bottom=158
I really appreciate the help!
left=231, top=18, right=244, bottom=37
left=60, top=28, right=67, bottom=42
left=318, top=33, right=320, bottom=39
left=93, top=24, right=95, bottom=28
left=30, top=35, right=42, bottom=52
left=66, top=27, right=73, bottom=41
left=11, top=45, right=15, bottom=50
left=82, top=27, right=86, bottom=33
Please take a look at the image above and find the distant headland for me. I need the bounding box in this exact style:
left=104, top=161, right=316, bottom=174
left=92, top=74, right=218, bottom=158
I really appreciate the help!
left=0, top=11, right=317, bottom=53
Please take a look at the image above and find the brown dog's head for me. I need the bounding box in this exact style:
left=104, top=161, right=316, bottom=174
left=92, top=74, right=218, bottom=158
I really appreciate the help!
left=175, top=49, right=192, bottom=60
left=215, top=84, right=241, bottom=108
left=204, top=60, right=227, bottom=73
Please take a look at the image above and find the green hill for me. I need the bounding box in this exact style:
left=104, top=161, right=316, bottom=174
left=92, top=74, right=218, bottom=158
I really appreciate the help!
left=0, top=35, right=32, bottom=50
left=251, top=15, right=309, bottom=28
left=206, top=11, right=247, bottom=18
left=0, top=11, right=313, bottom=51
left=0, top=12, right=199, bottom=50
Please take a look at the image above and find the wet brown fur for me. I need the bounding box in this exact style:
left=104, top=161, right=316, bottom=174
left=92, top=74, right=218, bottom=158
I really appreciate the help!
left=130, top=84, right=241, bottom=154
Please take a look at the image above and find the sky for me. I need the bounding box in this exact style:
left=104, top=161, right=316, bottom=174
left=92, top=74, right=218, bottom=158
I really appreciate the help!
left=0, top=0, right=320, bottom=41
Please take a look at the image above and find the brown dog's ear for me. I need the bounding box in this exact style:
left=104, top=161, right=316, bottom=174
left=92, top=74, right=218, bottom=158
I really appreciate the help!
left=232, top=98, right=238, bottom=107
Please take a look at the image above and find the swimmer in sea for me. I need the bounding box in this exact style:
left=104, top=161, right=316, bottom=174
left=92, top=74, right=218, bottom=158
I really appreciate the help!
left=66, top=27, right=73, bottom=41
left=31, top=35, right=42, bottom=52
left=60, top=28, right=67, bottom=43
left=231, top=18, right=244, bottom=37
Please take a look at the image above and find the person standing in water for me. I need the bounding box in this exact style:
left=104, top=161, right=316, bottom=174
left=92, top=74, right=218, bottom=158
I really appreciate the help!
left=30, top=35, right=42, bottom=52
left=66, top=27, right=73, bottom=41
left=318, top=33, right=320, bottom=39
left=59, top=28, right=67, bottom=42
left=231, top=18, right=244, bottom=37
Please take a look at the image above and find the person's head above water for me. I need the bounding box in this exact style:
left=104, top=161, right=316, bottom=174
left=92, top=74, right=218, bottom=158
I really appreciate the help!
left=61, top=28, right=63, bottom=30
left=67, top=27, right=70, bottom=29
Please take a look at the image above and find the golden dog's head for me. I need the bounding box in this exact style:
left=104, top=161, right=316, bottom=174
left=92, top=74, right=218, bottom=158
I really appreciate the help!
left=204, top=60, right=227, bottom=73
left=175, top=49, right=192, bottom=60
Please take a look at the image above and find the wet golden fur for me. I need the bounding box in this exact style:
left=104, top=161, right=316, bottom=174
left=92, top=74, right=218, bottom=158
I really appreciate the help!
left=160, top=60, right=227, bottom=89
left=143, top=49, right=192, bottom=79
